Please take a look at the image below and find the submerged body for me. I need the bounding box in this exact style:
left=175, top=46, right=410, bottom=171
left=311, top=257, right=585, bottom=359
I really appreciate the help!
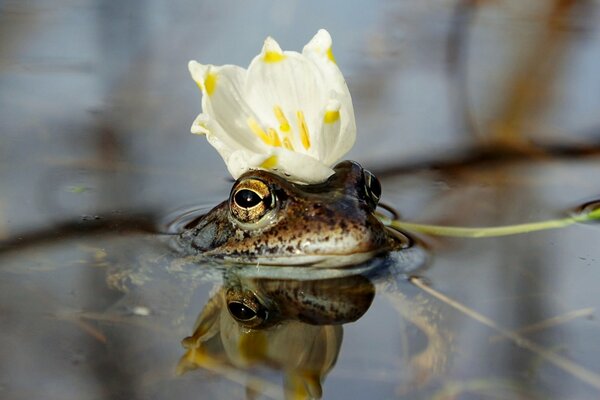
left=177, top=161, right=406, bottom=266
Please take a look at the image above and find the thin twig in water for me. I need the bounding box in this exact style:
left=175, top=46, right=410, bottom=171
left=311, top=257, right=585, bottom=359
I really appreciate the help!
left=410, top=277, right=600, bottom=391
left=489, top=307, right=596, bottom=343
left=67, top=317, right=108, bottom=344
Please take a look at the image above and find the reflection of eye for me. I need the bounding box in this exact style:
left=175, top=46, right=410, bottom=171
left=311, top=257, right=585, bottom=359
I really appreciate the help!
left=227, top=301, right=257, bottom=321
left=363, top=169, right=381, bottom=209
left=227, top=297, right=269, bottom=327
left=230, top=178, right=275, bottom=223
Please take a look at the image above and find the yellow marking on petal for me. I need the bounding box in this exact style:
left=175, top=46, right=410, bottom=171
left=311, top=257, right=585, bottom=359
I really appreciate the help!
left=204, top=72, right=218, bottom=96
left=282, top=137, right=294, bottom=150
left=247, top=118, right=282, bottom=147
left=273, top=106, right=291, bottom=132
left=267, top=128, right=282, bottom=147
left=324, top=110, right=340, bottom=124
left=247, top=118, right=274, bottom=146
left=327, top=47, right=336, bottom=64
left=260, top=155, right=278, bottom=169
left=296, top=111, right=311, bottom=150
left=263, top=51, right=286, bottom=63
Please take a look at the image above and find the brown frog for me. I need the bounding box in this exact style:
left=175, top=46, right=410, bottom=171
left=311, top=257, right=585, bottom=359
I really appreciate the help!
left=177, top=160, right=406, bottom=267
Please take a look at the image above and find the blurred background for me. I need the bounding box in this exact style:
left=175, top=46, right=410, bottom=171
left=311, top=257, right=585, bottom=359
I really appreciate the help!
left=1, top=0, right=600, bottom=399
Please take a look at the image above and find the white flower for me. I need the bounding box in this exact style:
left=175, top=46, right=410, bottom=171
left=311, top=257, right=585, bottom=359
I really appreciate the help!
left=188, top=29, right=356, bottom=184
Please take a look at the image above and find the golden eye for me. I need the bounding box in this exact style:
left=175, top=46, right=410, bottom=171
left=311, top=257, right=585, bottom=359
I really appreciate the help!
left=230, top=178, right=274, bottom=223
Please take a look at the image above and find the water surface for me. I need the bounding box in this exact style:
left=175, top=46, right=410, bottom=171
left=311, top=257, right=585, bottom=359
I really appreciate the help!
left=2, top=1, right=600, bottom=399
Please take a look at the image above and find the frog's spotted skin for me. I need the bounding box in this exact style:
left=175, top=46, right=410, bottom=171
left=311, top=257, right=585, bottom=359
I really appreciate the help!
left=177, top=161, right=405, bottom=267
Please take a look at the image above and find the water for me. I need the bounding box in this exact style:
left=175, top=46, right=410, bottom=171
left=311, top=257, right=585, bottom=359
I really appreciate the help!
left=2, top=1, right=600, bottom=399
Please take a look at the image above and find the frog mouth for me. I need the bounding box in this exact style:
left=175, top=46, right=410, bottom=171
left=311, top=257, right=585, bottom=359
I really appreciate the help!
left=226, top=250, right=384, bottom=268
left=215, top=243, right=427, bottom=280
left=215, top=226, right=412, bottom=268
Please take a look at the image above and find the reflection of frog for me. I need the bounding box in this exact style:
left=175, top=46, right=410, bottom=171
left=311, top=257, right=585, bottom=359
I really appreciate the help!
left=178, top=273, right=375, bottom=399
left=178, top=267, right=452, bottom=399
left=222, top=271, right=375, bottom=328
left=177, top=161, right=408, bottom=266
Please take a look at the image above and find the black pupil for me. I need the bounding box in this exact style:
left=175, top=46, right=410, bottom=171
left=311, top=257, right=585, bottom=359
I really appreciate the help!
left=228, top=302, right=256, bottom=321
left=234, top=189, right=262, bottom=208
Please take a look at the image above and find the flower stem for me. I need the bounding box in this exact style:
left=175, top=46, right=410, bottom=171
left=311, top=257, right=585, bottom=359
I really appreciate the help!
left=378, top=208, right=600, bottom=238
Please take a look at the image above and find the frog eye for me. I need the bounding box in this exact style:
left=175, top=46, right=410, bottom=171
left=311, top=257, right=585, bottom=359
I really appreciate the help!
left=363, top=169, right=382, bottom=209
left=227, top=299, right=269, bottom=327
left=230, top=178, right=275, bottom=223
left=227, top=301, right=257, bottom=321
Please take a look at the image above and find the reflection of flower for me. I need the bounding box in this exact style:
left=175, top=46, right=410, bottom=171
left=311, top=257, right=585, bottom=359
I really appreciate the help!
left=189, top=29, right=356, bottom=184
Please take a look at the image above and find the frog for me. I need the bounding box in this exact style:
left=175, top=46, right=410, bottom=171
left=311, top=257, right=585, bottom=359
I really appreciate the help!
left=176, top=160, right=408, bottom=267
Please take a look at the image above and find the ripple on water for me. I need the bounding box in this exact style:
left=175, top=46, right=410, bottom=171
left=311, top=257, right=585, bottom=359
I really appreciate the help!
left=159, top=204, right=214, bottom=234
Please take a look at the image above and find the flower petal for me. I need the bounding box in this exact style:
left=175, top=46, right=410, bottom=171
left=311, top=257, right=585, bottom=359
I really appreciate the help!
left=189, top=61, right=267, bottom=153
left=318, top=99, right=343, bottom=164
left=225, top=148, right=333, bottom=183
left=188, top=29, right=357, bottom=184
left=244, top=37, right=327, bottom=159
left=303, top=29, right=336, bottom=63
left=303, top=30, right=356, bottom=165
left=264, top=148, right=335, bottom=184
left=191, top=113, right=210, bottom=135
left=320, top=90, right=355, bottom=166
left=226, top=149, right=273, bottom=180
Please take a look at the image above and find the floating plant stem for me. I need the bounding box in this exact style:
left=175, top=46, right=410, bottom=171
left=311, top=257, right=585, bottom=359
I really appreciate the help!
left=378, top=206, right=600, bottom=238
